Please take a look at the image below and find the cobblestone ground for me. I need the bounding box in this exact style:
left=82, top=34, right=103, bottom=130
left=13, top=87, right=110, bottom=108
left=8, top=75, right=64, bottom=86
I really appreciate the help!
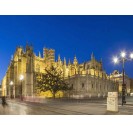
left=0, top=96, right=133, bottom=115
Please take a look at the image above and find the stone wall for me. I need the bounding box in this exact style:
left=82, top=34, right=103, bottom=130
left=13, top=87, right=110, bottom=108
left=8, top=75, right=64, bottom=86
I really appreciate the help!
left=65, top=74, right=117, bottom=98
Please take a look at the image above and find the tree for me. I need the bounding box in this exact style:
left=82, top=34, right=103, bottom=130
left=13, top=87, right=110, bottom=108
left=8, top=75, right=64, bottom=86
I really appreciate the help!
left=36, top=66, right=72, bottom=98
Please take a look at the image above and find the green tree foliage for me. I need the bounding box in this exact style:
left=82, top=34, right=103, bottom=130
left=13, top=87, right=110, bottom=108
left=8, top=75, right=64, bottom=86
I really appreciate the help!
left=36, top=66, right=72, bottom=98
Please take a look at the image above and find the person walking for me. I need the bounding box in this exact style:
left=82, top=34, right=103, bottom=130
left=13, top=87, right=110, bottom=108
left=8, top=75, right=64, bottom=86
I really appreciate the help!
left=1, top=96, right=7, bottom=107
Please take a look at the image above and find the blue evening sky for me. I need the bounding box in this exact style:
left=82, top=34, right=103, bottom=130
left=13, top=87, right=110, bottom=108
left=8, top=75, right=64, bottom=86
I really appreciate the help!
left=0, top=15, right=133, bottom=82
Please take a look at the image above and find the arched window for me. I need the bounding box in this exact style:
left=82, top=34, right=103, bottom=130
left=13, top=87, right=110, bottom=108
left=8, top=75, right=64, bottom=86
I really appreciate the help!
left=71, top=84, right=74, bottom=89
left=92, top=84, right=93, bottom=89
left=82, top=83, right=84, bottom=88
left=87, top=65, right=90, bottom=69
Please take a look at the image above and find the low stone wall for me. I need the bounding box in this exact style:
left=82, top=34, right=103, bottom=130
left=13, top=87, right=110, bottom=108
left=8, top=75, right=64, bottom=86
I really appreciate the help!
left=69, top=93, right=107, bottom=99
left=23, top=94, right=107, bottom=103
left=24, top=96, right=47, bottom=103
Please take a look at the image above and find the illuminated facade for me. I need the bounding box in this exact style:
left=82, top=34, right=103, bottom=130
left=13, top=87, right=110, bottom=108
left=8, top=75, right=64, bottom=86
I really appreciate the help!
left=0, top=85, right=2, bottom=96
left=1, top=45, right=117, bottom=98
left=110, top=70, right=133, bottom=95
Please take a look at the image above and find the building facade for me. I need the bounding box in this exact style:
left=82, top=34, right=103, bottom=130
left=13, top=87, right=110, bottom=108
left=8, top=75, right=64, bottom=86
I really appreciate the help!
left=1, top=45, right=118, bottom=98
left=110, top=70, right=133, bottom=95
left=0, top=85, right=2, bottom=97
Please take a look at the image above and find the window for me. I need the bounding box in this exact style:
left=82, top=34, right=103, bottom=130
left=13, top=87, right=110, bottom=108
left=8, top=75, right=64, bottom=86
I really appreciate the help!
left=82, top=83, right=84, bottom=88
left=92, top=84, right=93, bottom=89
left=71, top=84, right=73, bottom=89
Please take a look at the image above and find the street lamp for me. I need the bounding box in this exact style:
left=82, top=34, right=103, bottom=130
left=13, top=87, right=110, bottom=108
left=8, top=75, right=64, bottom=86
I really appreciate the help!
left=19, top=74, right=24, bottom=101
left=113, top=51, right=133, bottom=106
left=9, top=81, right=14, bottom=99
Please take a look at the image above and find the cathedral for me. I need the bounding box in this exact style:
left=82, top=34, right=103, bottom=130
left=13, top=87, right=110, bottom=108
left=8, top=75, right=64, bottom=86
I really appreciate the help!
left=1, top=45, right=118, bottom=98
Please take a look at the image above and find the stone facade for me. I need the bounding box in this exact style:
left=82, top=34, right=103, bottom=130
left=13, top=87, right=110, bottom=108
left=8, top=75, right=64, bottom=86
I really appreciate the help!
left=65, top=74, right=116, bottom=98
left=1, top=76, right=7, bottom=96
left=110, top=70, right=133, bottom=95
left=1, top=45, right=117, bottom=98
left=0, top=85, right=2, bottom=97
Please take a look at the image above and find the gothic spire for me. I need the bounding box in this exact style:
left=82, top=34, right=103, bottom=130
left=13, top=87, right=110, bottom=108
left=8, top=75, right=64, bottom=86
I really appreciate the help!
left=68, top=59, right=71, bottom=65
left=58, top=54, right=61, bottom=62
left=100, top=58, right=102, bottom=63
left=39, top=51, right=41, bottom=58
left=73, top=56, right=78, bottom=65
left=10, top=55, right=13, bottom=63
left=64, top=57, right=66, bottom=65
left=91, top=52, right=95, bottom=60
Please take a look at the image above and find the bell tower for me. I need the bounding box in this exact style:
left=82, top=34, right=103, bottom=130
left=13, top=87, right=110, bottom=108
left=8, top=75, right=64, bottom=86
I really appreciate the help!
left=43, top=48, right=55, bottom=65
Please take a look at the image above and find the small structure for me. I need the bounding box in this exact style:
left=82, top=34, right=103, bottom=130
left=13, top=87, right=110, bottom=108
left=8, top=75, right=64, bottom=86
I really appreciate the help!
left=107, top=92, right=118, bottom=112
left=110, top=70, right=132, bottom=95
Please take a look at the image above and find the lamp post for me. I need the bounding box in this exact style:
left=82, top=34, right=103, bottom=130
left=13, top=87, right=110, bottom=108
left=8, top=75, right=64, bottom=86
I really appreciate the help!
left=19, top=74, right=24, bottom=101
left=113, top=51, right=133, bottom=106
left=9, top=81, right=14, bottom=99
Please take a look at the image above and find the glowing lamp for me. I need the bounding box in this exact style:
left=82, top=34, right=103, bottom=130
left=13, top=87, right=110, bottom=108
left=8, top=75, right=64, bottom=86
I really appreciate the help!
left=10, top=81, right=13, bottom=85
left=19, top=75, right=24, bottom=81
left=130, top=53, right=133, bottom=59
left=121, top=52, right=126, bottom=58
left=113, top=57, right=118, bottom=64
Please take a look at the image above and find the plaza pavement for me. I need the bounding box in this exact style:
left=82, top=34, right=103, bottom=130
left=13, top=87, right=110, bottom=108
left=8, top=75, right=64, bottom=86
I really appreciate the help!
left=0, top=96, right=133, bottom=115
